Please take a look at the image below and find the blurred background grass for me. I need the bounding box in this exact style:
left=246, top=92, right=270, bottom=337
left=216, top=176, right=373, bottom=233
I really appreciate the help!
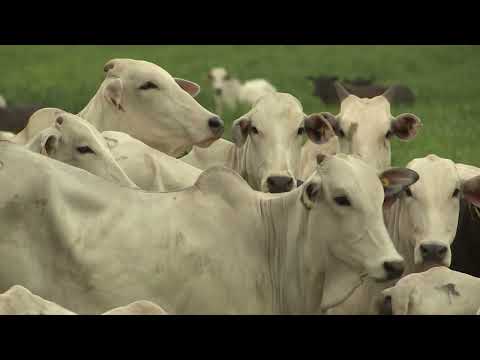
left=0, top=45, right=478, bottom=167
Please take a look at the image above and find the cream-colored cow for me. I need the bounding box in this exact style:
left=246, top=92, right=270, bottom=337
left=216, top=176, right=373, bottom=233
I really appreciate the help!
left=13, top=59, right=223, bottom=157
left=326, top=155, right=480, bottom=314
left=299, top=83, right=422, bottom=179
left=0, top=285, right=167, bottom=315
left=182, top=92, right=315, bottom=193
left=102, top=130, right=201, bottom=191
left=26, top=112, right=137, bottom=188
left=0, top=140, right=415, bottom=314
left=380, top=267, right=480, bottom=315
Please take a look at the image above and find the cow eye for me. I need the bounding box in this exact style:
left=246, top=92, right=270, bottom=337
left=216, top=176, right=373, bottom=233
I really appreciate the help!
left=251, top=126, right=259, bottom=135
left=338, top=129, right=346, bottom=138
left=139, top=81, right=159, bottom=90
left=76, top=146, right=95, bottom=154
left=405, top=188, right=413, bottom=197
left=452, top=189, right=460, bottom=198
left=297, top=127, right=305, bottom=136
left=334, top=196, right=351, bottom=207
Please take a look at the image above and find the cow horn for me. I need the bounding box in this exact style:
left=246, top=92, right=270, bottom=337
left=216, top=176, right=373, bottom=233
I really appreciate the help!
left=333, top=81, right=350, bottom=102
left=382, top=85, right=397, bottom=103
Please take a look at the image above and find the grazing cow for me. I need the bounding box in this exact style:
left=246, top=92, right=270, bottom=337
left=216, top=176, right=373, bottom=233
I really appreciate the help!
left=306, top=75, right=415, bottom=106
left=13, top=59, right=224, bottom=157
left=182, top=92, right=313, bottom=193
left=0, top=140, right=414, bottom=314
left=378, top=267, right=480, bottom=315
left=25, top=112, right=137, bottom=188
left=0, top=285, right=167, bottom=315
left=102, top=130, right=201, bottom=191
left=0, top=104, right=44, bottom=133
left=208, top=67, right=276, bottom=116
left=300, top=82, right=422, bottom=179
left=326, top=155, right=480, bottom=314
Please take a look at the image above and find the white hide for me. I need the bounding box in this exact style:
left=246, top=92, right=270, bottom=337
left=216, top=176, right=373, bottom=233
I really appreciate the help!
left=0, top=143, right=404, bottom=314
left=327, top=155, right=480, bottom=314
left=13, top=59, right=222, bottom=157
left=102, top=130, right=201, bottom=191
left=300, top=92, right=421, bottom=178
left=25, top=112, right=137, bottom=188
left=208, top=67, right=276, bottom=116
left=382, top=267, right=480, bottom=315
left=182, top=92, right=310, bottom=193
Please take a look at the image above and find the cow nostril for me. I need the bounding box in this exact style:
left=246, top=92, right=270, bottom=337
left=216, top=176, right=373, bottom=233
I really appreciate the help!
left=208, top=117, right=224, bottom=135
left=420, top=244, right=448, bottom=261
left=383, top=261, right=404, bottom=280
left=267, top=176, right=295, bottom=193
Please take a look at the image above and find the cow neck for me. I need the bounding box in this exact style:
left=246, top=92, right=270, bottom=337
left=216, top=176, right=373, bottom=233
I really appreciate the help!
left=257, top=189, right=321, bottom=314
left=384, top=200, right=416, bottom=275
left=232, top=139, right=253, bottom=188
left=77, top=85, right=123, bottom=131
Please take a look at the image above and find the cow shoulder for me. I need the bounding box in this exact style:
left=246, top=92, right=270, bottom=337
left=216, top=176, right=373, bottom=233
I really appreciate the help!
left=193, top=166, right=256, bottom=206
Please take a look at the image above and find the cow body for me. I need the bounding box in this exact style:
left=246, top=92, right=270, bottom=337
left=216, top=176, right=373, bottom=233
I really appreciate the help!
left=0, top=143, right=405, bottom=314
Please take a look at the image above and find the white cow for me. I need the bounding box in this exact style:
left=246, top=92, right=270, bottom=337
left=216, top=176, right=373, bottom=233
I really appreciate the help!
left=13, top=59, right=223, bottom=157
left=299, top=82, right=422, bottom=178
left=0, top=141, right=414, bottom=314
left=0, top=285, right=167, bottom=315
left=0, top=95, right=6, bottom=108
left=25, top=112, right=137, bottom=188
left=380, top=267, right=480, bottom=315
left=326, top=155, right=480, bottom=314
left=208, top=67, right=276, bottom=116
left=102, top=131, right=201, bottom=191
left=182, top=92, right=316, bottom=193
left=0, top=131, right=15, bottom=140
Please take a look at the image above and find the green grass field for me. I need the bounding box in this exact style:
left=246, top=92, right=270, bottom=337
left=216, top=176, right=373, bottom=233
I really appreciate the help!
left=0, top=45, right=479, bottom=167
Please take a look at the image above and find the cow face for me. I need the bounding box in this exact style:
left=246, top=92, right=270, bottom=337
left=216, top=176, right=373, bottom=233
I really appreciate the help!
left=303, top=155, right=417, bottom=285
left=232, top=93, right=312, bottom=193
left=208, top=67, right=232, bottom=97
left=35, top=112, right=136, bottom=187
left=305, top=83, right=421, bottom=171
left=100, top=59, right=224, bottom=156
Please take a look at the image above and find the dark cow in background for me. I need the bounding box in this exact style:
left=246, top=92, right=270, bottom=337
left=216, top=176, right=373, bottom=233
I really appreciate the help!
left=0, top=104, right=44, bottom=133
left=306, top=75, right=415, bottom=106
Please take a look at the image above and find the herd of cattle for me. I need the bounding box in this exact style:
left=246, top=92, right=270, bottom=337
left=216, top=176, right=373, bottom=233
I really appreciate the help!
left=0, top=58, right=478, bottom=315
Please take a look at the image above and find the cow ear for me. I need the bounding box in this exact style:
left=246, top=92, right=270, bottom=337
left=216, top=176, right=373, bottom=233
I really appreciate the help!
left=301, top=181, right=323, bottom=210
left=461, top=175, right=480, bottom=208
left=39, top=127, right=62, bottom=157
left=381, top=285, right=418, bottom=315
left=379, top=167, right=420, bottom=208
left=103, top=77, right=125, bottom=112
left=232, top=117, right=251, bottom=147
left=304, top=112, right=339, bottom=144
left=391, top=113, right=422, bottom=141
left=175, top=78, right=201, bottom=98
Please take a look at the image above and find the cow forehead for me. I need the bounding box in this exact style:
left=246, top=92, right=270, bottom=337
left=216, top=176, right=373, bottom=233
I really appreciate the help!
left=318, top=155, right=384, bottom=201
left=251, top=93, right=304, bottom=128
left=210, top=67, right=227, bottom=78
left=407, top=155, right=459, bottom=196
left=109, top=59, right=174, bottom=84
left=340, top=96, right=392, bottom=132
left=61, top=114, right=105, bottom=143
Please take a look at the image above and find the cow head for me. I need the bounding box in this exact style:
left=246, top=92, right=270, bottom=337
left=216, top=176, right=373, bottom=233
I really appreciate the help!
left=93, top=59, right=224, bottom=156
left=232, top=93, right=319, bottom=193
left=304, top=82, right=422, bottom=171
left=301, top=154, right=418, bottom=309
left=29, top=112, right=137, bottom=188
